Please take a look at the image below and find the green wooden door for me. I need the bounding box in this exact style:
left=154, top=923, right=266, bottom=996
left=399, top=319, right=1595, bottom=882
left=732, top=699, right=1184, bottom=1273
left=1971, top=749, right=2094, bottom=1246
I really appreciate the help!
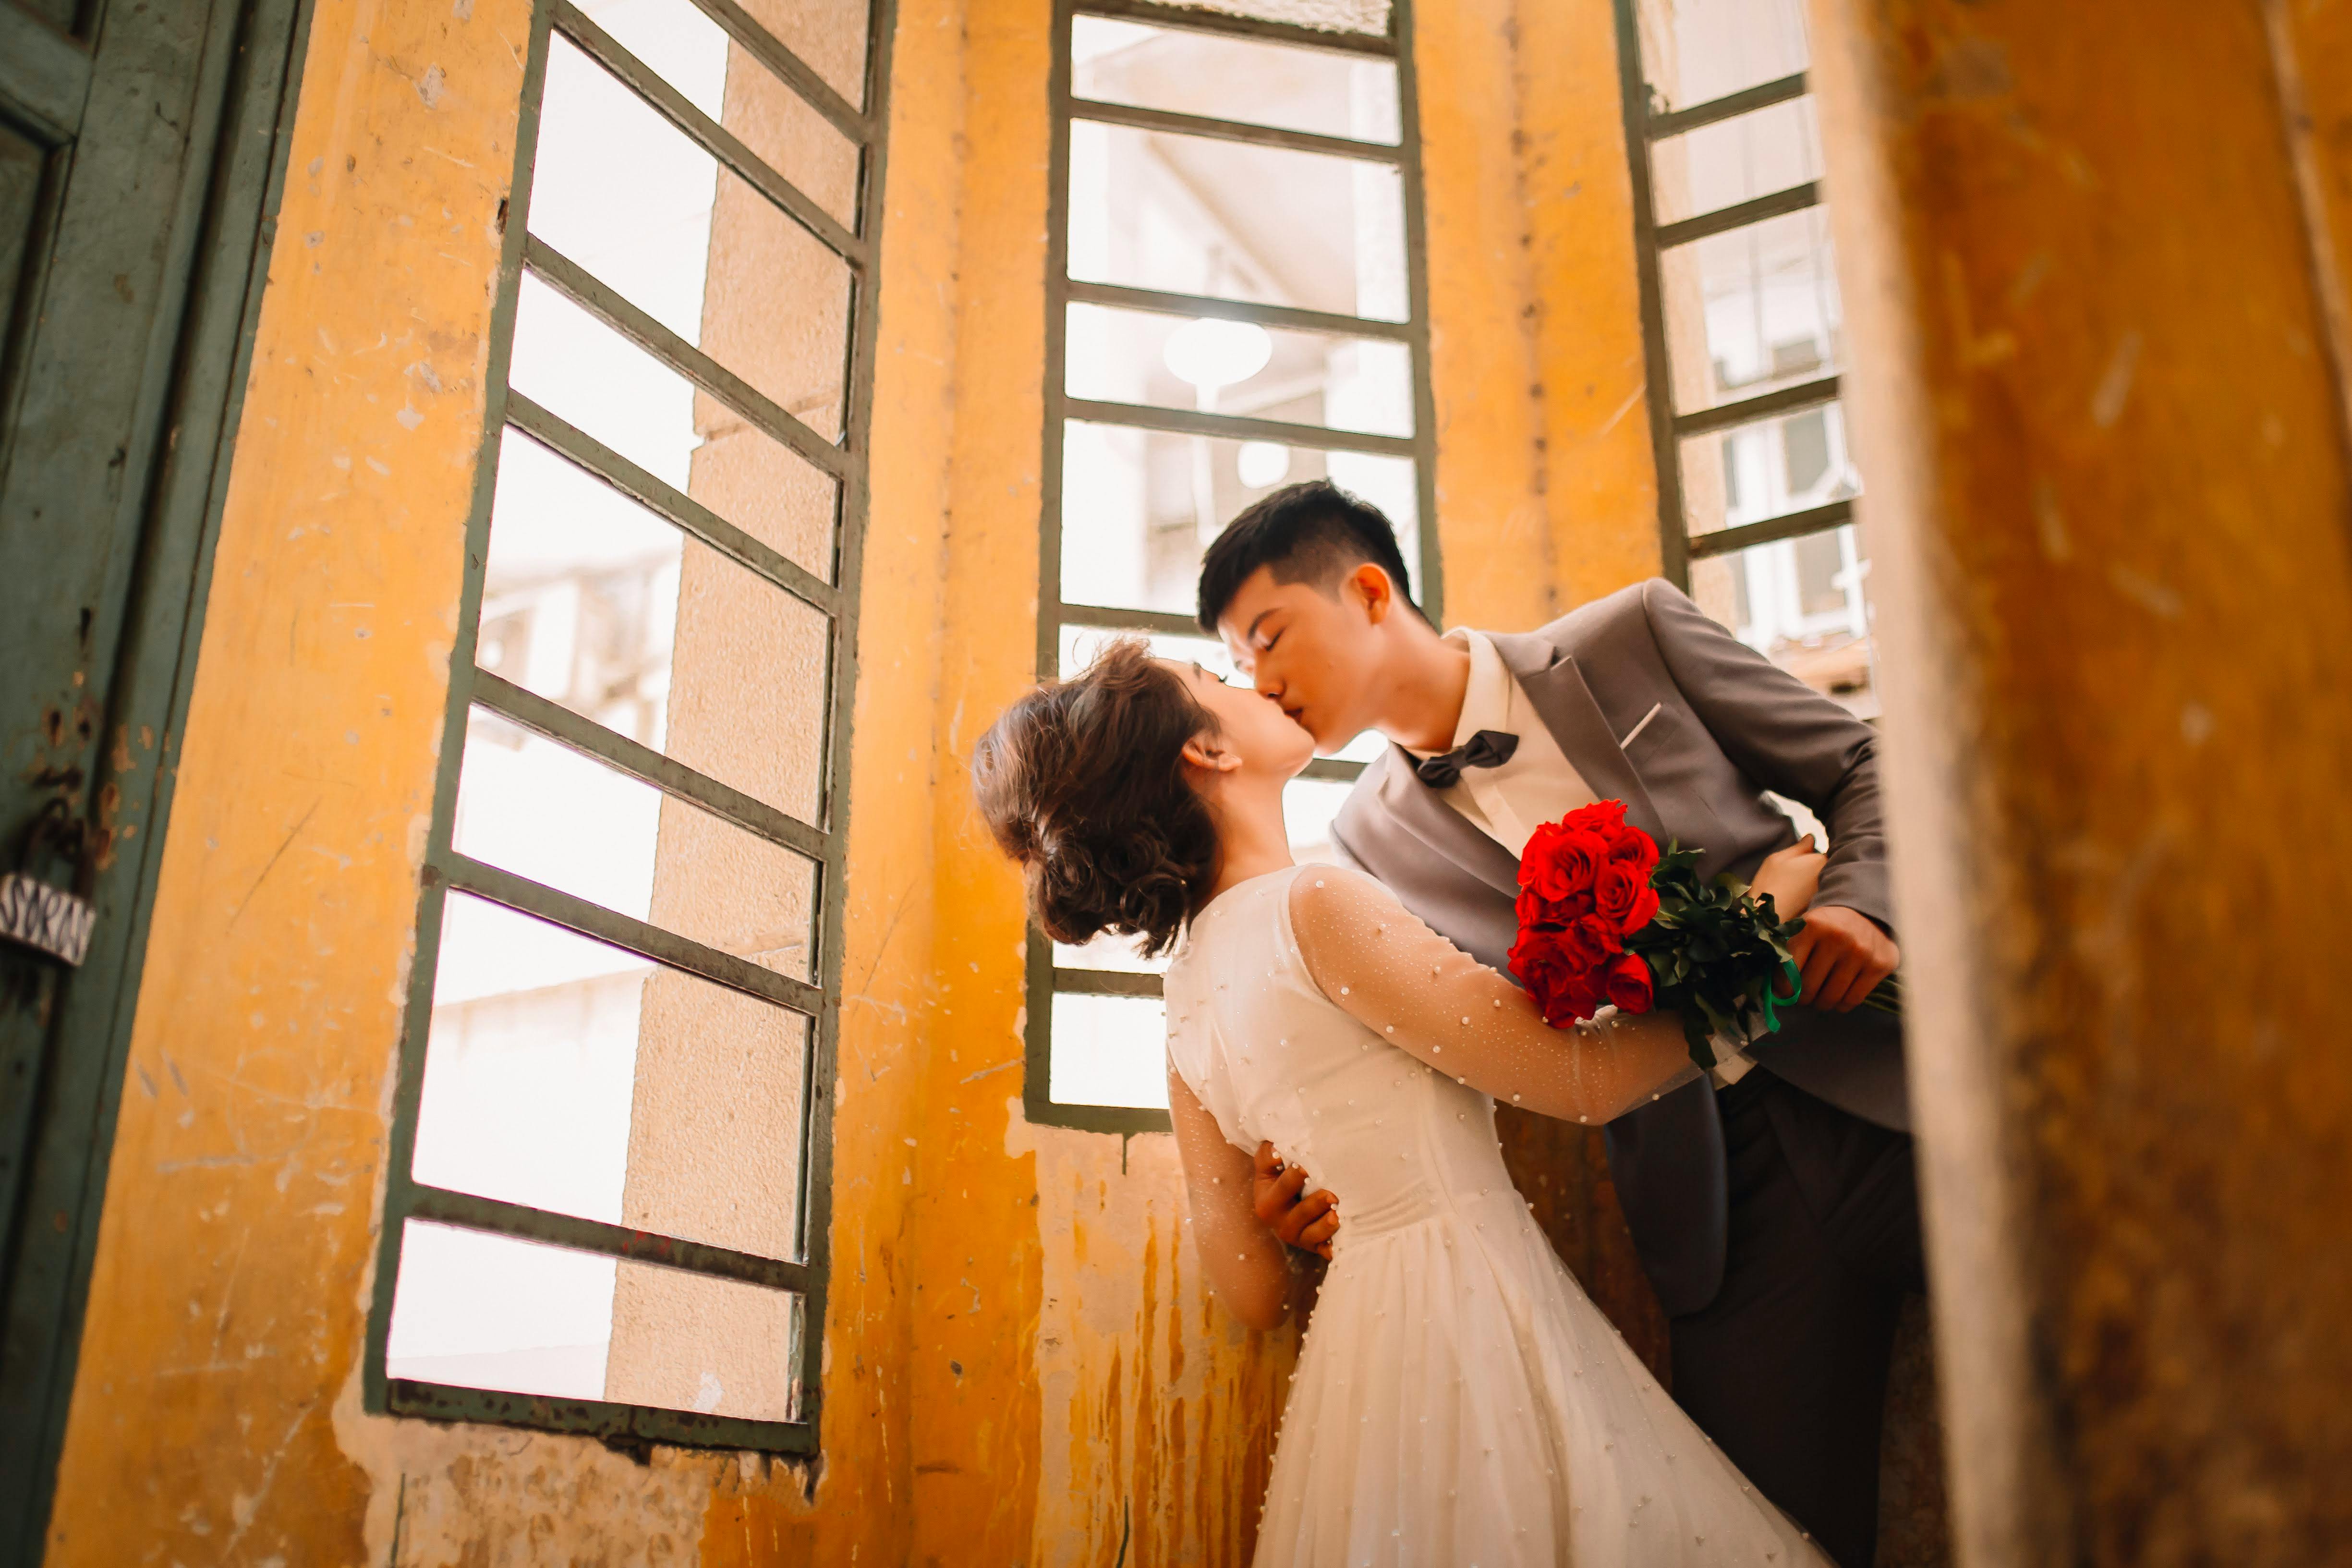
left=0, top=0, right=306, bottom=1556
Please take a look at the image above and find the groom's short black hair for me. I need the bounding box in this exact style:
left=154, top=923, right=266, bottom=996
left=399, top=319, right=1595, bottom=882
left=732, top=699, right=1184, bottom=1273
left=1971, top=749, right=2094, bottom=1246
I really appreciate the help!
left=1195, top=480, right=1423, bottom=633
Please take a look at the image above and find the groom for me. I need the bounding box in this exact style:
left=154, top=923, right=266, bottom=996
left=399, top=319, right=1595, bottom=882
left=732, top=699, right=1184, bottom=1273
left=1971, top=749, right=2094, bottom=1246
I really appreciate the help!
left=1199, top=481, right=1924, bottom=1568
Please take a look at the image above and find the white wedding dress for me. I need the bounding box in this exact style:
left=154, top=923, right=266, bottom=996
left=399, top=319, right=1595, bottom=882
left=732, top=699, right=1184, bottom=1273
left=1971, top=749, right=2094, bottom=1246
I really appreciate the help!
left=1164, top=865, right=1833, bottom=1568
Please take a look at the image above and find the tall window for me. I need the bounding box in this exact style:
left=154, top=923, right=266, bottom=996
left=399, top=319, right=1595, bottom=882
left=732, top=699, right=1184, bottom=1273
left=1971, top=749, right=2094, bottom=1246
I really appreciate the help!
left=1616, top=0, right=1878, bottom=717
left=1030, top=0, right=1438, bottom=1133
left=365, top=0, right=890, bottom=1453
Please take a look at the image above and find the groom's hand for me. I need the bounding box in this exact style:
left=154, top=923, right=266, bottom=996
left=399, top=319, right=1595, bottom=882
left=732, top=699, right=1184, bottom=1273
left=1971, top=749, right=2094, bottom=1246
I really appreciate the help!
left=1792, top=905, right=1900, bottom=1012
left=1253, top=1142, right=1339, bottom=1260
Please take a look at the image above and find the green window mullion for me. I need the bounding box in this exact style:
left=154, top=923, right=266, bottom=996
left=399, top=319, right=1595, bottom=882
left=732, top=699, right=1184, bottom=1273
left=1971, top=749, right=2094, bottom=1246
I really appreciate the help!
left=505, top=393, right=841, bottom=614
left=437, top=850, right=828, bottom=1017
left=1073, top=0, right=1400, bottom=61
left=471, top=669, right=832, bottom=862
left=1672, top=375, right=1842, bottom=440
left=406, top=1184, right=816, bottom=1291
left=1068, top=97, right=1408, bottom=164
left=1064, top=278, right=1416, bottom=342
left=1646, top=71, right=1808, bottom=141
left=1685, top=498, right=1856, bottom=562
left=682, top=0, right=871, bottom=146
left=1654, top=180, right=1823, bottom=250
left=1062, top=396, right=1419, bottom=458
left=522, top=236, right=851, bottom=480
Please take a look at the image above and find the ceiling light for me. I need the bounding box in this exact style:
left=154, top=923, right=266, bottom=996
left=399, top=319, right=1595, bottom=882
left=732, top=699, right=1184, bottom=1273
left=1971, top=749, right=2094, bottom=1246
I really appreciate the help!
left=1236, top=440, right=1290, bottom=489
left=1164, top=317, right=1273, bottom=391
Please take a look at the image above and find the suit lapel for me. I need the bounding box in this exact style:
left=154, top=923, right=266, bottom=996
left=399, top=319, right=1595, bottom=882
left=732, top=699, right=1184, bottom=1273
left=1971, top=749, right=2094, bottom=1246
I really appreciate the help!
left=1368, top=747, right=1521, bottom=897
left=1488, top=630, right=1671, bottom=851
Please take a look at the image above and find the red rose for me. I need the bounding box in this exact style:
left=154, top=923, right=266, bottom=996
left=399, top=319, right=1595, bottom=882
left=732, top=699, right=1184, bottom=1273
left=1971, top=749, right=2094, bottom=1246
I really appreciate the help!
left=1563, top=800, right=1627, bottom=836
left=1592, top=860, right=1651, bottom=932
left=1602, top=952, right=1655, bottom=1013
left=1605, top=822, right=1660, bottom=878
left=1516, top=881, right=1594, bottom=930
left=1509, top=929, right=1607, bottom=1026
left=1513, top=929, right=1613, bottom=1027
left=1547, top=968, right=1611, bottom=1028
left=1522, top=825, right=1608, bottom=904
left=1559, top=800, right=1659, bottom=877
left=1559, top=912, right=1623, bottom=970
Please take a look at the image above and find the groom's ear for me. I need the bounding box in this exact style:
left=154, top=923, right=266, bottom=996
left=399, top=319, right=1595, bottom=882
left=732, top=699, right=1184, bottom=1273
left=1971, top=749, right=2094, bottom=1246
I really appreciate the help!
left=1348, top=562, right=1399, bottom=625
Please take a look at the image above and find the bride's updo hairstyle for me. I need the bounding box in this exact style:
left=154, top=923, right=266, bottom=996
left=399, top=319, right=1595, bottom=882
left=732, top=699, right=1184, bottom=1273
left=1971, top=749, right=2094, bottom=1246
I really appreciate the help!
left=972, top=638, right=1220, bottom=958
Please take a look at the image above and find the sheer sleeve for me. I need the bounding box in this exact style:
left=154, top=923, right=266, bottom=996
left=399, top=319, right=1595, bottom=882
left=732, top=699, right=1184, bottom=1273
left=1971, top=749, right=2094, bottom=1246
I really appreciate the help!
left=1288, top=868, right=1701, bottom=1125
left=1167, top=1069, right=1297, bottom=1331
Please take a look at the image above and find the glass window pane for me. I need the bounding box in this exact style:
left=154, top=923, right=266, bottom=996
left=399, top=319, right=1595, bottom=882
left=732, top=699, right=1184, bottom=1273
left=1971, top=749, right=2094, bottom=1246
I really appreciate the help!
left=1649, top=95, right=1821, bottom=225
left=1285, top=774, right=1356, bottom=863
left=1677, top=400, right=1855, bottom=540
left=1068, top=121, right=1407, bottom=322
left=1058, top=420, right=1419, bottom=618
left=485, top=428, right=833, bottom=824
left=1637, top=0, right=1808, bottom=111
left=386, top=1222, right=618, bottom=1400
left=1072, top=16, right=1399, bottom=144
left=530, top=35, right=716, bottom=349
left=1067, top=303, right=1411, bottom=437
left=1058, top=621, right=1231, bottom=681
left=1659, top=206, right=1842, bottom=415
left=531, top=36, right=854, bottom=441
left=453, top=710, right=820, bottom=980
left=416, top=894, right=812, bottom=1261
left=1050, top=991, right=1168, bottom=1108
left=505, top=283, right=841, bottom=580
left=1052, top=771, right=1355, bottom=972
left=386, top=1221, right=804, bottom=1422
left=577, top=0, right=728, bottom=121
left=1055, top=931, right=1166, bottom=974
left=1686, top=524, right=1877, bottom=718
left=568, top=0, right=861, bottom=228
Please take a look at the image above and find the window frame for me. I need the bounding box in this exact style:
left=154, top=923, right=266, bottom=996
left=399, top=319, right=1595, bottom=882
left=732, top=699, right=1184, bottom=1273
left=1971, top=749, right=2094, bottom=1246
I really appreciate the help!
left=362, top=0, right=895, bottom=1455
left=1609, top=5, right=1853, bottom=592
left=1029, top=0, right=1441, bottom=1135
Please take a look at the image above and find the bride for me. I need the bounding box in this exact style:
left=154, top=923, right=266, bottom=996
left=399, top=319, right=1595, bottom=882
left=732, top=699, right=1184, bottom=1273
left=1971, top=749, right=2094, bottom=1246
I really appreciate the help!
left=974, top=640, right=1835, bottom=1567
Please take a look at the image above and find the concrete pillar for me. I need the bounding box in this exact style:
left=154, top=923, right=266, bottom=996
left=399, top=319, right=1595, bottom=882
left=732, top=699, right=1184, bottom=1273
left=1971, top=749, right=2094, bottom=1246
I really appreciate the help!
left=1806, top=2, right=2352, bottom=1560
left=603, top=0, right=864, bottom=1419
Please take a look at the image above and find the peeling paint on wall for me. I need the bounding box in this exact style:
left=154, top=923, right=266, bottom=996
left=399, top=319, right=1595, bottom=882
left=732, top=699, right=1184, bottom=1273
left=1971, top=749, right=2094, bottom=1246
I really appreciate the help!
left=1017, top=1117, right=1296, bottom=1568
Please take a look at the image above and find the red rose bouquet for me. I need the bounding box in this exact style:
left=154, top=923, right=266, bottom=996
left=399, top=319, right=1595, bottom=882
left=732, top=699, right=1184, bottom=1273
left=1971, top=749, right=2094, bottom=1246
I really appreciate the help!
left=1507, top=801, right=1814, bottom=1072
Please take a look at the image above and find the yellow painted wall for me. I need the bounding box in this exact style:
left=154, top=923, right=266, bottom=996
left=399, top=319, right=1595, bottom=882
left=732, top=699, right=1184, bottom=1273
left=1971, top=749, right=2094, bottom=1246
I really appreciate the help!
left=37, top=0, right=1665, bottom=1560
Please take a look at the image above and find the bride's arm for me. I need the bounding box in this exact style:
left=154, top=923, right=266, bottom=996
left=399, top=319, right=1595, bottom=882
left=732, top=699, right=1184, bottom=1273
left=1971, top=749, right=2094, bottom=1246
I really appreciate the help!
left=1168, top=1070, right=1311, bottom=1330
left=1288, top=869, right=1700, bottom=1125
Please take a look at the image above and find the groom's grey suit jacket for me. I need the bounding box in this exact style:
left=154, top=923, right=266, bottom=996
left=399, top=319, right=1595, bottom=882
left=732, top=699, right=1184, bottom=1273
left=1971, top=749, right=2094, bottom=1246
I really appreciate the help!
left=1329, top=578, right=1909, bottom=1317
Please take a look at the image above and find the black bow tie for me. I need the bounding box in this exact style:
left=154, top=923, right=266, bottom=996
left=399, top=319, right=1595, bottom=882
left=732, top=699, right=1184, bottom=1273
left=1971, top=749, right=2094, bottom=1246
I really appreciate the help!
left=1414, top=729, right=1519, bottom=790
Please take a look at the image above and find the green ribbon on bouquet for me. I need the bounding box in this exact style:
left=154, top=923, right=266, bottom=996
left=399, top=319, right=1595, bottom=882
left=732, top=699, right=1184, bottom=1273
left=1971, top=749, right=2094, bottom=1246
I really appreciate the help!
left=1753, top=955, right=1804, bottom=1039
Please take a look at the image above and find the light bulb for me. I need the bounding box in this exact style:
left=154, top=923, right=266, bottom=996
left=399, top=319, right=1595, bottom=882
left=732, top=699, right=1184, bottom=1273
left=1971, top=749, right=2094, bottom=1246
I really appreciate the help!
left=1236, top=440, right=1290, bottom=489
left=1163, top=317, right=1272, bottom=391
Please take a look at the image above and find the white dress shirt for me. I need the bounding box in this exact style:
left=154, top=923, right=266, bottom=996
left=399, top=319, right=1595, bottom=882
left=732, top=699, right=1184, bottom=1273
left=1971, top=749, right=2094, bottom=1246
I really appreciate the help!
left=1407, top=629, right=1755, bottom=1086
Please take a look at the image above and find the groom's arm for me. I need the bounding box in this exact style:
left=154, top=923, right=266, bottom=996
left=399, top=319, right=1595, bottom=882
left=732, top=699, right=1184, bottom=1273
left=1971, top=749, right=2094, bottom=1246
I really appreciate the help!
left=1637, top=581, right=1899, bottom=1008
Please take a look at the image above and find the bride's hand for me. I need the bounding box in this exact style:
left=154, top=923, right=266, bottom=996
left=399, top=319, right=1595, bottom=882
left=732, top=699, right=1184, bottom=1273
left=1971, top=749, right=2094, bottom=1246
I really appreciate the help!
left=1748, top=834, right=1827, bottom=918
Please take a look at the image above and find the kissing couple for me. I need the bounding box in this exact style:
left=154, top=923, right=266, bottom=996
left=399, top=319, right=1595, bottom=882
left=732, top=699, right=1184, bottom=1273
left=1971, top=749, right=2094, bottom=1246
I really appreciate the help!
left=974, top=482, right=1919, bottom=1567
